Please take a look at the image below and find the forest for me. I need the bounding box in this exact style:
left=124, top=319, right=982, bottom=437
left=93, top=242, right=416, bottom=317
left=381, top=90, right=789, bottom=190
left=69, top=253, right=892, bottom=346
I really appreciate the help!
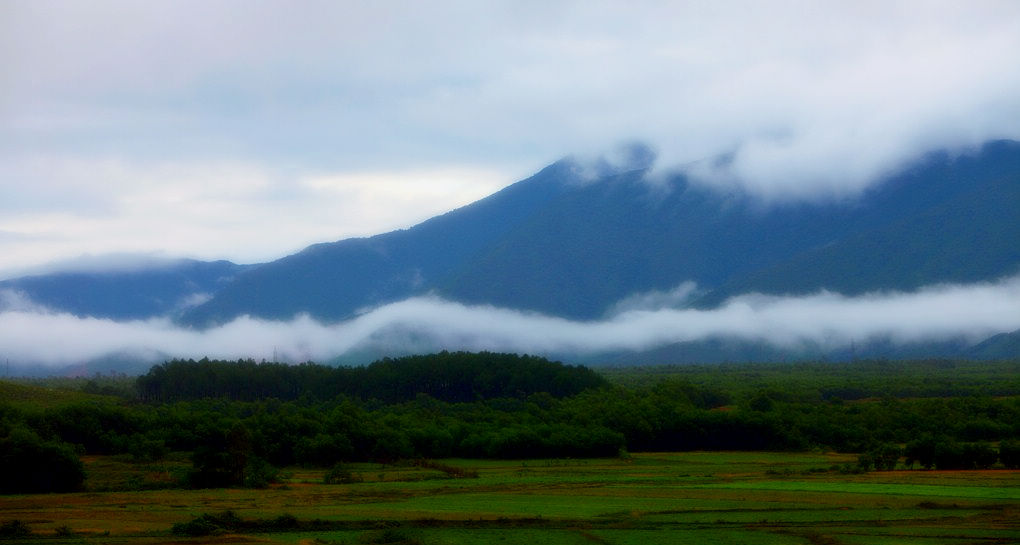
left=2, top=353, right=1019, bottom=494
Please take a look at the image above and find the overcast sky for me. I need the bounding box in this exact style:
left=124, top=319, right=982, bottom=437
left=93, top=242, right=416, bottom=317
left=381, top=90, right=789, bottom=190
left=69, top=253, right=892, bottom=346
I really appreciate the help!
left=3, top=1, right=1020, bottom=277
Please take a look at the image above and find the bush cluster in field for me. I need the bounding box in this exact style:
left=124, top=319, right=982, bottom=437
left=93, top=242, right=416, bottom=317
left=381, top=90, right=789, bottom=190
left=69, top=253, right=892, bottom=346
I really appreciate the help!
left=0, top=520, right=32, bottom=539
left=171, top=510, right=299, bottom=536
left=2, top=355, right=1019, bottom=493
left=169, top=511, right=433, bottom=542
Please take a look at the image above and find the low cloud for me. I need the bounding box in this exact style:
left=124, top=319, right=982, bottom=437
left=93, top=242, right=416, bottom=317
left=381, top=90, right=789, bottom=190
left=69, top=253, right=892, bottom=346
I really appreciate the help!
left=605, top=282, right=700, bottom=315
left=0, top=290, right=49, bottom=314
left=2, top=276, right=1018, bottom=368
left=5, top=253, right=193, bottom=279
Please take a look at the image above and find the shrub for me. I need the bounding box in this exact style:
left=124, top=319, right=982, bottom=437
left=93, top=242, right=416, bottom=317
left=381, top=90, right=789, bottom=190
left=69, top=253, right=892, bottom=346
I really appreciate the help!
left=324, top=462, right=363, bottom=484
left=268, top=514, right=298, bottom=530
left=128, top=437, right=167, bottom=462
left=170, top=511, right=299, bottom=536
left=0, top=520, right=31, bottom=540
left=170, top=511, right=242, bottom=537
left=243, top=456, right=278, bottom=489
left=358, top=527, right=422, bottom=544
left=170, top=517, right=221, bottom=537
left=410, top=459, right=479, bottom=479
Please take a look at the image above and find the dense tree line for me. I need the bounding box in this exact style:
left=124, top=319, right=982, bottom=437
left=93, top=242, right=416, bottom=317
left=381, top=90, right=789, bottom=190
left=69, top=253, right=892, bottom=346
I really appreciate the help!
left=2, top=355, right=1020, bottom=493
left=136, top=352, right=606, bottom=403
left=602, top=359, right=1020, bottom=400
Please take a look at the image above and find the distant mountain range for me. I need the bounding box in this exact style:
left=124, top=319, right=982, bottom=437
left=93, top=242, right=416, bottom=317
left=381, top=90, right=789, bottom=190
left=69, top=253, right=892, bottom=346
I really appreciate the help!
left=3, top=140, right=1019, bottom=366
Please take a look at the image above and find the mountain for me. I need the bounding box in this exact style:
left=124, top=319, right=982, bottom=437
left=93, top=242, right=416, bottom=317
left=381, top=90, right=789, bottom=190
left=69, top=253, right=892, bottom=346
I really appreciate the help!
left=695, top=141, right=1020, bottom=306
left=0, top=259, right=252, bottom=320
left=3, top=141, right=1017, bottom=368
left=181, top=140, right=1020, bottom=328
left=965, top=329, right=1020, bottom=360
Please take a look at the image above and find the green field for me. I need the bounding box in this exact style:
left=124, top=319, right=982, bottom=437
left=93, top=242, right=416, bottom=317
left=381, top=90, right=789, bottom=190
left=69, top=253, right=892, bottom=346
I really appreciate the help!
left=4, top=358, right=1020, bottom=543
left=2, top=451, right=1017, bottom=544
left=0, top=380, right=117, bottom=410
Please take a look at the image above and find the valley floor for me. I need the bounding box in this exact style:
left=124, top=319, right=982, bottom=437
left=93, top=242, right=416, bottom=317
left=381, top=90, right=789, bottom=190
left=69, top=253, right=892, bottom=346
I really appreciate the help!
left=2, top=451, right=1019, bottom=544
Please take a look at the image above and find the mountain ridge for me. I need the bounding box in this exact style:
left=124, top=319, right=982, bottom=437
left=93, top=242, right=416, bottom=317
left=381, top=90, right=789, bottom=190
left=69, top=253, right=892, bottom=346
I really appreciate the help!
left=179, top=159, right=581, bottom=326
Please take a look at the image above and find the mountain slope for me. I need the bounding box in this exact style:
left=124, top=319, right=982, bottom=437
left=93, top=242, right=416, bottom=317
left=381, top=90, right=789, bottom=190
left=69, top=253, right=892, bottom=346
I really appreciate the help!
left=181, top=140, right=1020, bottom=327
left=437, top=141, right=1020, bottom=317
left=181, top=160, right=579, bottom=325
left=695, top=141, right=1020, bottom=305
left=966, top=329, right=1020, bottom=359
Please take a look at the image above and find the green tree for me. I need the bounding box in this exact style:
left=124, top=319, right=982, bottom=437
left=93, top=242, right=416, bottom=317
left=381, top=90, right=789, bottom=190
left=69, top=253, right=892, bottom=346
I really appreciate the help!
left=904, top=434, right=938, bottom=469
left=999, top=439, right=1020, bottom=469
left=0, top=428, right=85, bottom=493
left=875, top=442, right=902, bottom=470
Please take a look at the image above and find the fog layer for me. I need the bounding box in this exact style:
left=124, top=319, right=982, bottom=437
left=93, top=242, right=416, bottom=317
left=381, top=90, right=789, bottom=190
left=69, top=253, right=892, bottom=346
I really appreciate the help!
left=2, top=275, right=1018, bottom=367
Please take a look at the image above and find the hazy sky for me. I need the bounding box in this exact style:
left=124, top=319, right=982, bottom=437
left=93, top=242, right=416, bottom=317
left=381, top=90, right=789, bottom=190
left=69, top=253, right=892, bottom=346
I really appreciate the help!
left=3, top=1, right=1020, bottom=277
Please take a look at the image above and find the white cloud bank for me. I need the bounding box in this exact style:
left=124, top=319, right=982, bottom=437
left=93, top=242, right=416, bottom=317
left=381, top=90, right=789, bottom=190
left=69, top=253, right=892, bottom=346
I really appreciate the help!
left=2, top=276, right=1018, bottom=368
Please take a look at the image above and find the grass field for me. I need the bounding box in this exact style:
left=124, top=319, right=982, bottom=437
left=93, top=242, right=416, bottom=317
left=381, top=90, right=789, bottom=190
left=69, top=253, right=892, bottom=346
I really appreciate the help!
left=0, top=380, right=120, bottom=410
left=1, top=451, right=1018, bottom=544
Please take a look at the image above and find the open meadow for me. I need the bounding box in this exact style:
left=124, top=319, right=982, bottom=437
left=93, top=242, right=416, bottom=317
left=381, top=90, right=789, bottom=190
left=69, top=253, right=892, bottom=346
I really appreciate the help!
left=2, top=451, right=1018, bottom=544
